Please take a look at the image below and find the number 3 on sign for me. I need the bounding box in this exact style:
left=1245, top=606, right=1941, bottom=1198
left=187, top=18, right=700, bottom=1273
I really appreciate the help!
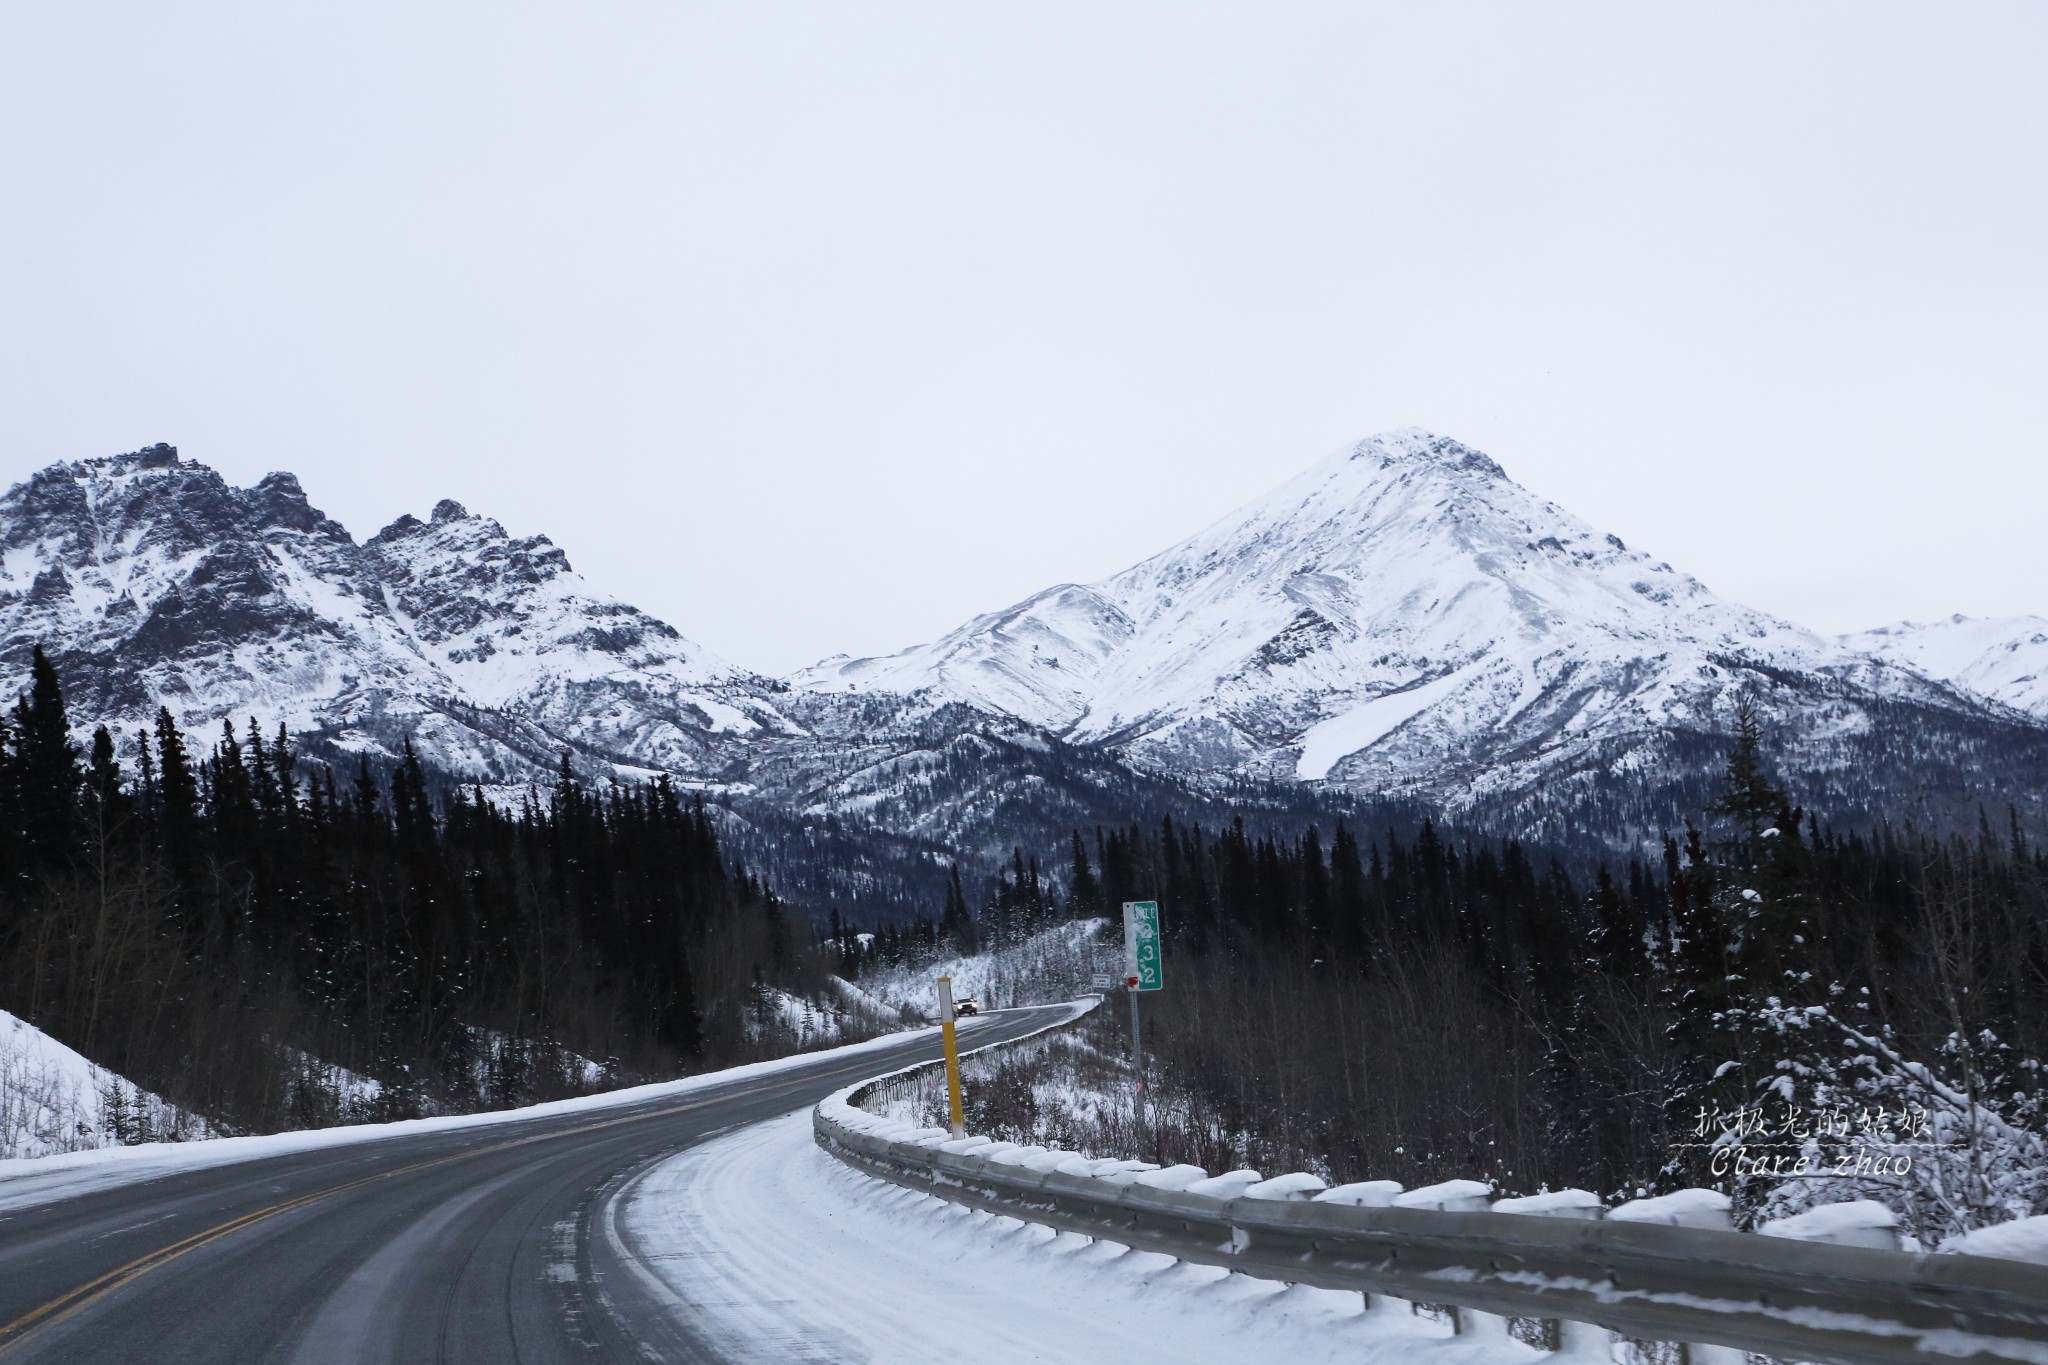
left=1122, top=901, right=1163, bottom=991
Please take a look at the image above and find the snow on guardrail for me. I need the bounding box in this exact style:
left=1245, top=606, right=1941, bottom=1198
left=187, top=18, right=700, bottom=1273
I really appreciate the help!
left=816, top=1038, right=2048, bottom=1365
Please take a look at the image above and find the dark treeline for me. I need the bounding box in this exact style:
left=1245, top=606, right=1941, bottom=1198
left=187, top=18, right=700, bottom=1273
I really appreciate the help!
left=0, top=648, right=830, bottom=1135
left=1043, top=702, right=2048, bottom=1228
left=819, top=844, right=1079, bottom=980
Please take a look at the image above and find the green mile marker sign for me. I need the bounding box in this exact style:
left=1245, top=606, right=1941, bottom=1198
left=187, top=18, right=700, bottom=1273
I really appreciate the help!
left=1122, top=900, right=1163, bottom=991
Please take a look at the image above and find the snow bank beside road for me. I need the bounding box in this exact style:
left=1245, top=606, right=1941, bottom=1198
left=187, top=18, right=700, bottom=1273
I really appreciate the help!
left=618, top=1109, right=1531, bottom=1365
left=0, top=1009, right=208, bottom=1159
left=0, top=1009, right=1045, bottom=1214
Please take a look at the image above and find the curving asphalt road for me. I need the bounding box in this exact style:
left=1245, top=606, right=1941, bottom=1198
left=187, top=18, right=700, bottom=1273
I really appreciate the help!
left=0, top=1003, right=1072, bottom=1363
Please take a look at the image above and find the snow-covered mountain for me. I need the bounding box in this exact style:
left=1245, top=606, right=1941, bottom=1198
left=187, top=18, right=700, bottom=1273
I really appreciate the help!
left=797, top=430, right=2045, bottom=826
left=0, top=444, right=797, bottom=783
left=1844, top=615, right=2048, bottom=721
left=2, top=434, right=2042, bottom=875
left=0, top=444, right=1365, bottom=922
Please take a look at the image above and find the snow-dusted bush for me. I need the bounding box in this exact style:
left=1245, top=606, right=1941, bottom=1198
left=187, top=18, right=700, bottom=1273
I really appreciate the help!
left=1742, top=999, right=2047, bottom=1247
left=846, top=919, right=1115, bottom=1020
left=744, top=983, right=893, bottom=1051
left=1, top=1009, right=208, bottom=1158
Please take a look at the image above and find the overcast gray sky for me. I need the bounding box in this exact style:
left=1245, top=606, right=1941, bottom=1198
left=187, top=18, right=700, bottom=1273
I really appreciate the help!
left=2, top=4, right=2042, bottom=674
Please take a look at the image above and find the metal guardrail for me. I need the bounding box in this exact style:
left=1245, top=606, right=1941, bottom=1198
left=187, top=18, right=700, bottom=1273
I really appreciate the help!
left=815, top=1060, right=2048, bottom=1365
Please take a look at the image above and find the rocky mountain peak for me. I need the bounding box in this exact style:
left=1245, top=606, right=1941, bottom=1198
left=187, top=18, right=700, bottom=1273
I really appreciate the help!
left=1, top=434, right=2038, bottom=869
left=1354, top=428, right=1507, bottom=479
left=72, top=442, right=179, bottom=475
left=792, top=427, right=1958, bottom=805
left=370, top=513, right=425, bottom=544
left=248, top=471, right=344, bottom=537
left=0, top=444, right=796, bottom=785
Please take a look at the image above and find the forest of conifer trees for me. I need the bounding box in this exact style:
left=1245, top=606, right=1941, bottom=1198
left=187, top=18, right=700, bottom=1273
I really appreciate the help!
left=5, top=633, right=2045, bottom=1242
left=947, top=703, right=2048, bottom=1239
left=0, top=647, right=838, bottom=1136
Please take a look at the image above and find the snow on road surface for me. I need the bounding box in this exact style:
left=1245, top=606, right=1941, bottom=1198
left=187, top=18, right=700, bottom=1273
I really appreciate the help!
left=616, top=1109, right=1535, bottom=1365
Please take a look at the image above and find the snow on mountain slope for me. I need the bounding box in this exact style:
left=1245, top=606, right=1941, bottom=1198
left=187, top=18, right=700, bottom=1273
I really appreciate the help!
left=803, top=583, right=1136, bottom=732
left=5, top=437, right=2039, bottom=859
left=0, top=444, right=794, bottom=783
left=365, top=498, right=796, bottom=772
left=797, top=429, right=1986, bottom=804
left=1844, top=615, right=2048, bottom=720
left=0, top=446, right=437, bottom=734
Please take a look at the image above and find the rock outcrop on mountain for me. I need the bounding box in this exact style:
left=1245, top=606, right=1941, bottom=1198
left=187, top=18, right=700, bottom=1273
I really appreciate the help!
left=796, top=430, right=2048, bottom=841
left=0, top=444, right=796, bottom=785
left=2, top=434, right=2043, bottom=879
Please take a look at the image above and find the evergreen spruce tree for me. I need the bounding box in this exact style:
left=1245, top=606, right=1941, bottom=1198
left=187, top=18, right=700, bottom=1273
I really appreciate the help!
left=938, top=864, right=978, bottom=955
left=1586, top=865, right=1646, bottom=979
left=83, top=725, right=131, bottom=836
left=1328, top=821, right=1367, bottom=960
left=152, top=707, right=200, bottom=887
left=1706, top=697, right=1815, bottom=1010
left=1299, top=825, right=1331, bottom=956
left=272, top=722, right=298, bottom=817
left=1064, top=830, right=1099, bottom=918
left=0, top=713, right=17, bottom=913
left=1713, top=695, right=1784, bottom=840
left=16, top=646, right=83, bottom=869
left=132, top=727, right=155, bottom=806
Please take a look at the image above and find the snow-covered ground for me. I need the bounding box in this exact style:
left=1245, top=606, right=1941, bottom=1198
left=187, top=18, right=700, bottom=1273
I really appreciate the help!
left=0, top=1010, right=1040, bottom=1215
left=849, top=918, right=1118, bottom=1017
left=748, top=983, right=900, bottom=1048
left=1, top=1007, right=621, bottom=1160
left=861, top=1017, right=1151, bottom=1158
left=0, top=1009, right=210, bottom=1160
left=616, top=1108, right=1528, bottom=1365
left=274, top=1044, right=385, bottom=1118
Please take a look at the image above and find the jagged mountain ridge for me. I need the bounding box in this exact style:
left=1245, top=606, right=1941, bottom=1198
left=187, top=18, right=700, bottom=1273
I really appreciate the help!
left=1844, top=615, right=2048, bottom=721
left=2, top=436, right=2044, bottom=898
left=0, top=444, right=1315, bottom=913
left=0, top=444, right=797, bottom=784
left=796, top=430, right=2048, bottom=832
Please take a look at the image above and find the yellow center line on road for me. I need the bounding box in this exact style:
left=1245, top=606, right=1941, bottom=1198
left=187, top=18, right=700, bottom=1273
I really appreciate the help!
left=0, top=1090, right=744, bottom=1358
left=0, top=1020, right=1035, bottom=1356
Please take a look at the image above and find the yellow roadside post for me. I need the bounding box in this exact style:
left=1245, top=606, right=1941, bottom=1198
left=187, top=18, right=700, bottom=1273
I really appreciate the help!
left=937, top=975, right=966, bottom=1138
